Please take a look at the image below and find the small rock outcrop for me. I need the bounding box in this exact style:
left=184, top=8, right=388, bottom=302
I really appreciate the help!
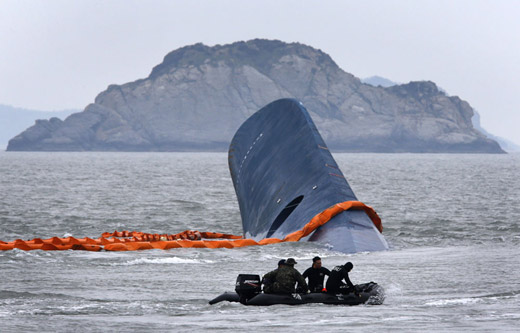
left=7, top=39, right=503, bottom=153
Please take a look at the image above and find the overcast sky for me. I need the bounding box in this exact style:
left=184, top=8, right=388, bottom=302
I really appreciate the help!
left=1, top=0, right=519, bottom=144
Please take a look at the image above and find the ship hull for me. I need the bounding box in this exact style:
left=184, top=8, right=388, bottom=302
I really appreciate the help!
left=228, top=99, right=388, bottom=253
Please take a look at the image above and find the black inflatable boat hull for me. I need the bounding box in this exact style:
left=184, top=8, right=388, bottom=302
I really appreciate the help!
left=209, top=282, right=384, bottom=306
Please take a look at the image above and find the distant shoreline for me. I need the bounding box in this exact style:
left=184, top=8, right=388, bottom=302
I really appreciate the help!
left=2, top=149, right=518, bottom=155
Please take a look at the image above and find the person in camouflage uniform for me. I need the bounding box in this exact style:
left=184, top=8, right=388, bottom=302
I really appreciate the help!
left=262, top=258, right=308, bottom=294
left=261, top=259, right=284, bottom=292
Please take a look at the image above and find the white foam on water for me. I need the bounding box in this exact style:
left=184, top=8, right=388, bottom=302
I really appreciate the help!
left=115, top=257, right=213, bottom=266
left=425, top=297, right=480, bottom=306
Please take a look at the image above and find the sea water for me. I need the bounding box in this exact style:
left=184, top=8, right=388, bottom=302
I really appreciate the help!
left=0, top=152, right=519, bottom=332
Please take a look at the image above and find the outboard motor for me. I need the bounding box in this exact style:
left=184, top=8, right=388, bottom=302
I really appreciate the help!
left=235, top=274, right=261, bottom=304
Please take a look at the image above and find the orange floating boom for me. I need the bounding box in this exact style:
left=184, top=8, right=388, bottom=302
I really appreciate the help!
left=0, top=201, right=382, bottom=252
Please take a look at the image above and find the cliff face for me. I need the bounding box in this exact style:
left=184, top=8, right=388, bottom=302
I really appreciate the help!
left=7, top=39, right=503, bottom=153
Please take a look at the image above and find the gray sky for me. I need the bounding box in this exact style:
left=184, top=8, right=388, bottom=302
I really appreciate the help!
left=1, top=0, right=519, bottom=144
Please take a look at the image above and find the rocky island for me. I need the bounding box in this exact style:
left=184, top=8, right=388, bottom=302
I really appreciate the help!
left=7, top=39, right=503, bottom=153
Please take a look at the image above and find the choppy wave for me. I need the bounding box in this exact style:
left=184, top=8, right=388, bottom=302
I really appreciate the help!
left=0, top=290, right=75, bottom=300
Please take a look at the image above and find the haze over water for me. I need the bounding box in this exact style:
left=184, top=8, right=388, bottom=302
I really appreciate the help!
left=1, top=152, right=519, bottom=331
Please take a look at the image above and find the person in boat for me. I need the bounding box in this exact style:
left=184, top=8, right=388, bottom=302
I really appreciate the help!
left=326, top=262, right=359, bottom=296
left=262, top=258, right=308, bottom=295
left=261, top=259, right=285, bottom=291
left=302, top=256, right=331, bottom=293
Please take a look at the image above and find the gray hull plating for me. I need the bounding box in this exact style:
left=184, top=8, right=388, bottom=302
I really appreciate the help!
left=228, top=99, right=388, bottom=253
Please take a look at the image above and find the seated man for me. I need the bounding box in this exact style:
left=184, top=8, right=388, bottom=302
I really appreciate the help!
left=262, top=259, right=285, bottom=292
left=325, top=262, right=358, bottom=295
left=302, top=256, right=330, bottom=293
left=262, top=258, right=308, bottom=294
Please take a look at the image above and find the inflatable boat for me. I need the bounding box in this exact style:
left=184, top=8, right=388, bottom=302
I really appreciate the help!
left=209, top=274, right=384, bottom=306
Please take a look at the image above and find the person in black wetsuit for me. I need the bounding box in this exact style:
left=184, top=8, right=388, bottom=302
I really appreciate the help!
left=302, top=256, right=330, bottom=293
left=326, top=262, right=358, bottom=295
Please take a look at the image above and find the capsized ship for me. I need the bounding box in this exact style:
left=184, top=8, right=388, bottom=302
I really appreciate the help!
left=228, top=99, right=388, bottom=253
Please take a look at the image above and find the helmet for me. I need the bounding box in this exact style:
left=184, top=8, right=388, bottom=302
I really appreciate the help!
left=344, top=262, right=353, bottom=270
